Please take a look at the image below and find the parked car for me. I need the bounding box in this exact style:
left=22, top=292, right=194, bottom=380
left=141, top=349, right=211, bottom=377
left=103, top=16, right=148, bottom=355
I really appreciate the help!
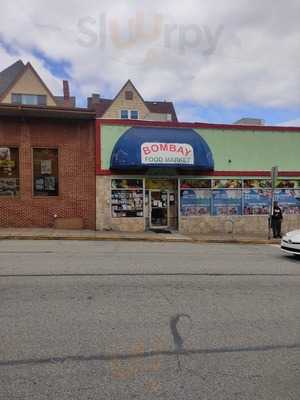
left=281, top=230, right=300, bottom=255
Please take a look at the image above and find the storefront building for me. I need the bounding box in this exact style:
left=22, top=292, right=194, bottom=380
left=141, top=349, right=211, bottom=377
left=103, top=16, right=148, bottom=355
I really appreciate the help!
left=96, top=119, right=300, bottom=235
left=0, top=104, right=96, bottom=229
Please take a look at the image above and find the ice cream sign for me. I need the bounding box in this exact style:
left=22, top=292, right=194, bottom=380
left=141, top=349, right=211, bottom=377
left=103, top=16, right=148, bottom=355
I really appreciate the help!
left=141, top=143, right=194, bottom=165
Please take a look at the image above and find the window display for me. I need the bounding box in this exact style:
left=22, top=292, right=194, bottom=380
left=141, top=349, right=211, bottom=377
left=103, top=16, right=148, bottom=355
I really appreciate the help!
left=276, top=180, right=300, bottom=189
left=244, top=179, right=272, bottom=189
left=274, top=189, right=300, bottom=214
left=213, top=179, right=242, bottom=189
left=33, top=148, right=59, bottom=196
left=0, top=147, right=19, bottom=197
left=180, top=179, right=211, bottom=189
left=111, top=179, right=144, bottom=218
left=212, top=189, right=242, bottom=216
left=243, top=189, right=272, bottom=215
left=181, top=189, right=211, bottom=216
left=111, top=179, right=143, bottom=189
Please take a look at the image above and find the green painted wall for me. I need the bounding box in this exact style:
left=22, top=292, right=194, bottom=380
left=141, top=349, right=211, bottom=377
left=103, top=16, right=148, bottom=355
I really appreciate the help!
left=101, top=125, right=129, bottom=170
left=100, top=125, right=300, bottom=172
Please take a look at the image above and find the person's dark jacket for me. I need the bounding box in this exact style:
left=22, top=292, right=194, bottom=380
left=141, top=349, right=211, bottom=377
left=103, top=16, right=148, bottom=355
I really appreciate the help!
left=272, top=206, right=283, bottom=220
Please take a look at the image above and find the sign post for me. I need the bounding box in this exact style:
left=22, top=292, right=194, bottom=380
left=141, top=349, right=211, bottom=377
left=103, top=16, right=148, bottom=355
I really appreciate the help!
left=268, top=166, right=278, bottom=239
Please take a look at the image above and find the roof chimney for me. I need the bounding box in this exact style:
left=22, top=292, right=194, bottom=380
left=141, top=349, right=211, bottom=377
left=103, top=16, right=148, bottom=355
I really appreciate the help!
left=63, top=80, right=70, bottom=100
left=88, top=93, right=101, bottom=109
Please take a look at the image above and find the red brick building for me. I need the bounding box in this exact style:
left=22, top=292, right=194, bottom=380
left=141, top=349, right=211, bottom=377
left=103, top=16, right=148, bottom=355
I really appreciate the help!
left=0, top=104, right=96, bottom=229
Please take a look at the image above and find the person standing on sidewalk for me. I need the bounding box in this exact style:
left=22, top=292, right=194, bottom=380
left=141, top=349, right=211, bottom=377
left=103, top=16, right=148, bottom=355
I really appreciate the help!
left=271, top=201, right=283, bottom=238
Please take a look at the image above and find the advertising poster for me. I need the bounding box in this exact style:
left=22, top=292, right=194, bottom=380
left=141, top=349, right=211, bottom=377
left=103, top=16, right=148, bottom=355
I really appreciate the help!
left=180, top=189, right=211, bottom=216
left=213, top=180, right=242, bottom=189
left=180, top=179, right=211, bottom=189
left=276, top=180, right=300, bottom=189
left=112, top=179, right=143, bottom=189
left=274, top=189, right=300, bottom=214
left=212, top=189, right=242, bottom=216
left=243, top=189, right=272, bottom=215
left=41, top=160, right=52, bottom=175
left=244, top=179, right=272, bottom=189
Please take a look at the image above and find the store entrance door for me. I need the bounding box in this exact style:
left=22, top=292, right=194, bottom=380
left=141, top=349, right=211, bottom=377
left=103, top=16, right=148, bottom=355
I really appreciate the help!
left=150, top=190, right=169, bottom=229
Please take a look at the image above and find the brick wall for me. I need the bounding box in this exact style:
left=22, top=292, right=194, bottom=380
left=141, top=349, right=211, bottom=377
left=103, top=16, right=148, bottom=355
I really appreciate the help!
left=0, top=117, right=96, bottom=229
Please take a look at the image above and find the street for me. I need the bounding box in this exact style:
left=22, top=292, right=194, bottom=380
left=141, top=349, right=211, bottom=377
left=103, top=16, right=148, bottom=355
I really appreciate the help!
left=0, top=240, right=299, bottom=399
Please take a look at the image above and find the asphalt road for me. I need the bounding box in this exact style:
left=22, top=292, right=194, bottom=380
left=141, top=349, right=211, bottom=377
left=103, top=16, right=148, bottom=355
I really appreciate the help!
left=0, top=240, right=299, bottom=400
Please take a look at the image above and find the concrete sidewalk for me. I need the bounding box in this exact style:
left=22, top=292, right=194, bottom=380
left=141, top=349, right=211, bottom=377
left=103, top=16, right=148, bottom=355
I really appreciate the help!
left=0, top=227, right=281, bottom=245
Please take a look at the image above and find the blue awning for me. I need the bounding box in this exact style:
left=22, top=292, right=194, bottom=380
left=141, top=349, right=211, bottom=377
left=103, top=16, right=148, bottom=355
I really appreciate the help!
left=110, top=127, right=214, bottom=170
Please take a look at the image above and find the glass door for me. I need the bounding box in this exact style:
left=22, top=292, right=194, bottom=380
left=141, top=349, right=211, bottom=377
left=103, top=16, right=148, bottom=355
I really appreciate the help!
left=150, top=190, right=169, bottom=228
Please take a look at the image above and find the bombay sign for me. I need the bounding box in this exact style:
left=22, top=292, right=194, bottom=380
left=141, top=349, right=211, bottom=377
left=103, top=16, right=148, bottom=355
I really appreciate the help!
left=141, top=143, right=194, bottom=165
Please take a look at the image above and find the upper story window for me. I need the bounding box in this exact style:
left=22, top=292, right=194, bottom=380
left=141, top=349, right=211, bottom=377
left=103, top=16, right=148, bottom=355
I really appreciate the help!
left=121, top=110, right=129, bottom=119
left=130, top=110, right=139, bottom=119
left=11, top=93, right=47, bottom=106
left=125, top=90, right=133, bottom=100
left=120, top=110, right=139, bottom=120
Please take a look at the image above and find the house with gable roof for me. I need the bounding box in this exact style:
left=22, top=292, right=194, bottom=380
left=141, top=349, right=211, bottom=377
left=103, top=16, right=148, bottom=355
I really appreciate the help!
left=87, top=80, right=178, bottom=122
left=0, top=60, right=75, bottom=108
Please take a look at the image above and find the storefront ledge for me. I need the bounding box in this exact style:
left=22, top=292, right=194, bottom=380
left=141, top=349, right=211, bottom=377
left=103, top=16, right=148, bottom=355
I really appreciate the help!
left=0, top=231, right=280, bottom=245
left=191, top=238, right=280, bottom=245
left=0, top=234, right=191, bottom=243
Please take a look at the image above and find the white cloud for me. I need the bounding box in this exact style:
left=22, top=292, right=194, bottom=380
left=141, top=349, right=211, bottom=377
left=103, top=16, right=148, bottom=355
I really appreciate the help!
left=0, top=0, right=299, bottom=110
left=278, top=118, right=300, bottom=127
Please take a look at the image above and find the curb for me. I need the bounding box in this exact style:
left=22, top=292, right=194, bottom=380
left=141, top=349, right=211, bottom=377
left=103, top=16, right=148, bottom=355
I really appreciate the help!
left=0, top=235, right=281, bottom=245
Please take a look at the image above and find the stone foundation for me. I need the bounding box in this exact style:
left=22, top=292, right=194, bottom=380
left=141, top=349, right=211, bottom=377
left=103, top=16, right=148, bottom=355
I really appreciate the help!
left=97, top=176, right=300, bottom=235
left=180, top=215, right=300, bottom=236
left=96, top=176, right=145, bottom=232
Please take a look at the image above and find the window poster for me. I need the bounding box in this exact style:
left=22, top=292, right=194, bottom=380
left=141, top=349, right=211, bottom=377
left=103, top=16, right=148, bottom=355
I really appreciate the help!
left=0, top=147, right=11, bottom=161
left=111, top=179, right=143, bottom=189
left=180, top=179, right=211, bottom=189
left=41, top=160, right=52, bottom=175
left=0, top=178, right=18, bottom=196
left=35, top=177, right=44, bottom=191
left=213, top=180, right=242, bottom=189
left=181, top=189, right=211, bottom=216
left=44, top=176, right=56, bottom=192
left=244, top=189, right=272, bottom=215
left=244, top=180, right=272, bottom=189
left=111, top=190, right=144, bottom=218
left=212, top=189, right=242, bottom=215
left=274, top=189, right=300, bottom=214
left=276, top=180, right=300, bottom=189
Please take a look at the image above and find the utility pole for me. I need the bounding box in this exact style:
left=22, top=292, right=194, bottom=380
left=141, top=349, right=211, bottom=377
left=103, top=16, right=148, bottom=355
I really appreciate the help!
left=268, top=166, right=278, bottom=239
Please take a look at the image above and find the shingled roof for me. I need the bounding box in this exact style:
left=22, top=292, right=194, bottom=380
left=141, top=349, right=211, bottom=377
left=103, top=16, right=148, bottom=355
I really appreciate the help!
left=87, top=80, right=178, bottom=122
left=145, top=101, right=177, bottom=122
left=0, top=60, right=26, bottom=98
left=88, top=97, right=178, bottom=121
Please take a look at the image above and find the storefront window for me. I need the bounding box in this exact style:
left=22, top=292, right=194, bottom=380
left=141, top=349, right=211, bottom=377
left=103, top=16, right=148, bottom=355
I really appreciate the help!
left=212, top=189, right=242, bottom=216
left=274, top=189, right=300, bottom=214
left=244, top=179, right=272, bottom=189
left=33, top=148, right=59, bottom=196
left=180, top=179, right=211, bottom=189
left=243, top=180, right=272, bottom=215
left=276, top=180, right=300, bottom=189
left=111, top=179, right=144, bottom=218
left=213, top=179, right=242, bottom=189
left=0, top=147, right=20, bottom=197
left=181, top=188, right=211, bottom=216
left=111, top=179, right=143, bottom=189
left=243, top=189, right=272, bottom=215
left=178, top=178, right=300, bottom=218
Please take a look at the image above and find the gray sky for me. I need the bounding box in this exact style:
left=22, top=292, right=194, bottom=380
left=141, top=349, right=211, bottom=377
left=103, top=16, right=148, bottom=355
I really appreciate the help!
left=0, top=0, right=299, bottom=124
